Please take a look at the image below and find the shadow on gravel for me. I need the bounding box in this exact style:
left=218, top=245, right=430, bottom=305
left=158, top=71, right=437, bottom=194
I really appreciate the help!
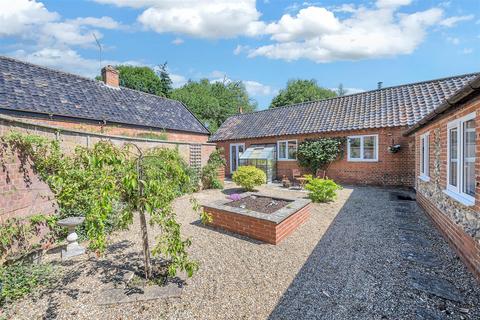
left=267, top=187, right=480, bottom=320
left=190, top=220, right=264, bottom=245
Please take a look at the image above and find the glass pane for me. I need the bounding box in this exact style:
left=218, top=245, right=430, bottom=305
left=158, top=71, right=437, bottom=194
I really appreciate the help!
left=239, top=145, right=244, bottom=156
left=278, top=142, right=287, bottom=159
left=449, top=128, right=458, bottom=186
left=363, top=136, right=376, bottom=159
left=288, top=140, right=297, bottom=159
left=420, top=137, right=425, bottom=174
left=349, top=137, right=361, bottom=159
left=463, top=120, right=475, bottom=196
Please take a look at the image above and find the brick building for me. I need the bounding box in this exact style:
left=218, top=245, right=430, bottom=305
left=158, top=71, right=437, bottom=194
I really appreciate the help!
left=405, top=75, right=480, bottom=279
left=0, top=56, right=210, bottom=143
left=210, top=73, right=479, bottom=187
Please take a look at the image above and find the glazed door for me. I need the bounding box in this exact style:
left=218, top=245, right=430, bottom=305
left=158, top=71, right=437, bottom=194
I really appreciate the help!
left=230, top=143, right=245, bottom=174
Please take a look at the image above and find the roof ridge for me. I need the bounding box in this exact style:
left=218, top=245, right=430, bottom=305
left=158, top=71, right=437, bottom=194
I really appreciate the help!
left=229, top=71, right=480, bottom=119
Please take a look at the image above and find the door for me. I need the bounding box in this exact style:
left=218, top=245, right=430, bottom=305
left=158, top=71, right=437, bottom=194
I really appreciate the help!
left=230, top=143, right=245, bottom=174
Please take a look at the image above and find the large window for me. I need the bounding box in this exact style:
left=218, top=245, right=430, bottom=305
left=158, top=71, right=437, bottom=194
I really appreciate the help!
left=277, top=140, right=297, bottom=160
left=420, top=132, right=430, bottom=181
left=446, top=112, right=476, bottom=205
left=347, top=135, right=378, bottom=162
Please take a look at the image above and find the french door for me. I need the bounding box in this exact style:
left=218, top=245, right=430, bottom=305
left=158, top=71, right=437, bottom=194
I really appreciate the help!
left=230, top=143, right=245, bottom=174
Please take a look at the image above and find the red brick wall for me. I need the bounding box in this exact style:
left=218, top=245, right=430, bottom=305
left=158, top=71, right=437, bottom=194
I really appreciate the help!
left=0, top=149, right=57, bottom=223
left=204, top=203, right=311, bottom=244
left=216, top=126, right=415, bottom=187
left=18, top=117, right=209, bottom=144
left=413, top=94, right=480, bottom=281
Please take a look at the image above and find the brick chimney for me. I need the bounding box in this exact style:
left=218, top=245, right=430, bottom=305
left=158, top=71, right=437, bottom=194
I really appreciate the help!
left=101, top=65, right=119, bottom=87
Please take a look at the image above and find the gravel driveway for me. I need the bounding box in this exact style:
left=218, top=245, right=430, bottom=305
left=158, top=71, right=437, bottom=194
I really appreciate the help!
left=4, top=184, right=480, bottom=319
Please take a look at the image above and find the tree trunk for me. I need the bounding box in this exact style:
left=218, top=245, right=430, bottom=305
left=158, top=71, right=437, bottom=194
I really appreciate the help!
left=139, top=209, right=152, bottom=279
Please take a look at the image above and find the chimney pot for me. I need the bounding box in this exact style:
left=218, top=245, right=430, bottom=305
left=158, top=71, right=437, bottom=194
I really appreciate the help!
left=377, top=81, right=383, bottom=89
left=102, top=65, right=119, bottom=87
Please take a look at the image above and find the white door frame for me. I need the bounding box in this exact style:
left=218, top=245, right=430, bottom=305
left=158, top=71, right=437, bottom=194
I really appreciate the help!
left=230, top=143, right=245, bottom=174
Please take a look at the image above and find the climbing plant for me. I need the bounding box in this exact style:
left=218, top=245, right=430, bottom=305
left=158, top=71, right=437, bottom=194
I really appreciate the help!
left=297, top=138, right=345, bottom=175
left=201, top=148, right=226, bottom=189
left=1, top=132, right=198, bottom=279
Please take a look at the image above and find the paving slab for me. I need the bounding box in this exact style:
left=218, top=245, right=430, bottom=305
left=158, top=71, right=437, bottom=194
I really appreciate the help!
left=408, top=271, right=463, bottom=302
left=401, top=251, right=441, bottom=268
left=98, top=283, right=183, bottom=305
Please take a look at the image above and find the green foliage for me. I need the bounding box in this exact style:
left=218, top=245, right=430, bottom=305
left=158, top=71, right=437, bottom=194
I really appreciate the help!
left=171, top=79, right=256, bottom=132
left=201, top=148, right=226, bottom=189
left=305, top=178, right=341, bottom=203
left=270, top=79, right=337, bottom=108
left=0, top=263, right=54, bottom=306
left=1, top=132, right=198, bottom=279
left=232, top=166, right=266, bottom=191
left=101, top=65, right=172, bottom=97
left=297, top=138, right=345, bottom=174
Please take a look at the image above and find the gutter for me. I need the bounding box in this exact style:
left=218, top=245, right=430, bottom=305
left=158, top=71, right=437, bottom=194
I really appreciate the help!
left=404, top=76, right=480, bottom=136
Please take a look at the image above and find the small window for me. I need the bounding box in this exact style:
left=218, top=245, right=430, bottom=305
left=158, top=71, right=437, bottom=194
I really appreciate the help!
left=347, top=135, right=378, bottom=162
left=277, top=140, right=297, bottom=160
left=420, top=132, right=430, bottom=181
left=446, top=112, right=476, bottom=206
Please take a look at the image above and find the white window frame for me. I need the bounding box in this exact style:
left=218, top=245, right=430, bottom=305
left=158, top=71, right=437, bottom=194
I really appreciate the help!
left=229, top=143, right=245, bottom=174
left=419, top=132, right=430, bottom=181
left=445, top=112, right=476, bottom=206
left=277, top=139, right=297, bottom=161
left=347, top=134, right=378, bottom=162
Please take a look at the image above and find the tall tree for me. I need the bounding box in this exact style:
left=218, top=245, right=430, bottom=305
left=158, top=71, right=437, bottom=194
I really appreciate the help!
left=171, top=79, right=256, bottom=132
left=156, top=62, right=173, bottom=97
left=270, top=79, right=337, bottom=109
left=337, top=83, right=347, bottom=96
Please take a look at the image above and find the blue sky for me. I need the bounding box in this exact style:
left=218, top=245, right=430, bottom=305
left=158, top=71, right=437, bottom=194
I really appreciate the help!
left=1, top=0, right=479, bottom=109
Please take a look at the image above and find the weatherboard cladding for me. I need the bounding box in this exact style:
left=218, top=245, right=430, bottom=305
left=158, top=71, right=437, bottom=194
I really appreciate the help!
left=0, top=56, right=209, bottom=135
left=210, top=73, right=479, bottom=142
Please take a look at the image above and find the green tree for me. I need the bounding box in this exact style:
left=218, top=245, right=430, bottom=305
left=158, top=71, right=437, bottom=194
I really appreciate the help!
left=337, top=83, right=347, bottom=96
left=172, top=79, right=256, bottom=132
left=156, top=62, right=173, bottom=97
left=270, top=79, right=337, bottom=108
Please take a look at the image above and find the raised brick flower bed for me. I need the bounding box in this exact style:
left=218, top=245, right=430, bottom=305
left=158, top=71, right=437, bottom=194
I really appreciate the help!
left=202, top=193, right=311, bottom=244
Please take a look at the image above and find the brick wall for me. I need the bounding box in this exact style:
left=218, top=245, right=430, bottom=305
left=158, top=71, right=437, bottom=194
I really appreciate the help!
left=216, top=126, right=415, bottom=187
left=14, top=115, right=209, bottom=143
left=204, top=203, right=311, bottom=244
left=413, top=94, right=480, bottom=280
left=0, top=114, right=216, bottom=221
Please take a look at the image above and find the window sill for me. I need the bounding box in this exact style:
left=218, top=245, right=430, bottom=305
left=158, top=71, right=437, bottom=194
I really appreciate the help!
left=443, top=189, right=475, bottom=207
left=277, top=159, right=297, bottom=161
left=419, top=175, right=430, bottom=182
left=347, top=159, right=378, bottom=163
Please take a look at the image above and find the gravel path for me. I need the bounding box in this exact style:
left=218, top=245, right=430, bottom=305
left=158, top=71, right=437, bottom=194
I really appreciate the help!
left=4, top=184, right=480, bottom=319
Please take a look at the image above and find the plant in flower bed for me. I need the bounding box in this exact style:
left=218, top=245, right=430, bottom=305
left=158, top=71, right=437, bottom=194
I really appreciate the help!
left=201, top=148, right=226, bottom=189
left=0, top=132, right=199, bottom=280
left=0, top=262, right=54, bottom=306
left=232, top=166, right=266, bottom=191
left=305, top=177, right=342, bottom=203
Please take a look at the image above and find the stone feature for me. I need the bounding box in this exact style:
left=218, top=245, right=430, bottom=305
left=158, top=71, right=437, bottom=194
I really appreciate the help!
left=58, top=216, right=85, bottom=260
left=202, top=193, right=311, bottom=244
left=408, top=271, right=463, bottom=302
left=401, top=251, right=440, bottom=268
left=99, top=283, right=182, bottom=305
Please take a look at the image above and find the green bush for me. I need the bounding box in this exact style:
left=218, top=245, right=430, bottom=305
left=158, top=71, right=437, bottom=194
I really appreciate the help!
left=305, top=178, right=341, bottom=202
left=0, top=263, right=54, bottom=306
left=232, top=166, right=266, bottom=191
left=201, top=148, right=226, bottom=189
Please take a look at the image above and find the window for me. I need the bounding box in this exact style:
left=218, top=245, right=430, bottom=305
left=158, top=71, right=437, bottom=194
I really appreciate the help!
left=347, top=135, right=378, bottom=161
left=420, top=132, right=430, bottom=181
left=277, top=140, right=297, bottom=160
left=446, top=112, right=476, bottom=206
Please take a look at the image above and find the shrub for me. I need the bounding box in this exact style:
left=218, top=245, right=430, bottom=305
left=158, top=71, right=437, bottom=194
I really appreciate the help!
left=232, top=166, right=266, bottom=191
left=305, top=178, right=341, bottom=202
left=297, top=138, right=345, bottom=174
left=0, top=263, right=54, bottom=306
left=201, top=148, right=226, bottom=189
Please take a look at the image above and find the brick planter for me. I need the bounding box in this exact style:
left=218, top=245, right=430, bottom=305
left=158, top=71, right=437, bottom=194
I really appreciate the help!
left=202, top=193, right=311, bottom=244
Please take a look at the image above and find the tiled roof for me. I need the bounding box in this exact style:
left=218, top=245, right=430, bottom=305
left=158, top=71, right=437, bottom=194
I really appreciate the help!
left=0, top=56, right=209, bottom=135
left=210, top=73, right=479, bottom=142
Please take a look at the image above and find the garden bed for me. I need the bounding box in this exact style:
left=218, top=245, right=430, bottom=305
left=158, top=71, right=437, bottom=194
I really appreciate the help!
left=203, top=193, right=311, bottom=244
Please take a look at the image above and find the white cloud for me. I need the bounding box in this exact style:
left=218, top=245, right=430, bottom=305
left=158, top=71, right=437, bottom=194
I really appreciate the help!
left=68, top=16, right=122, bottom=29
left=243, top=80, right=275, bottom=96
left=172, top=37, right=184, bottom=45
left=462, top=48, right=473, bottom=55
left=137, top=0, right=264, bottom=39
left=0, top=0, right=58, bottom=37
left=233, top=44, right=250, bottom=55
left=446, top=36, right=460, bottom=45
left=248, top=1, right=444, bottom=63
left=439, top=15, right=474, bottom=27
left=170, top=73, right=187, bottom=88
